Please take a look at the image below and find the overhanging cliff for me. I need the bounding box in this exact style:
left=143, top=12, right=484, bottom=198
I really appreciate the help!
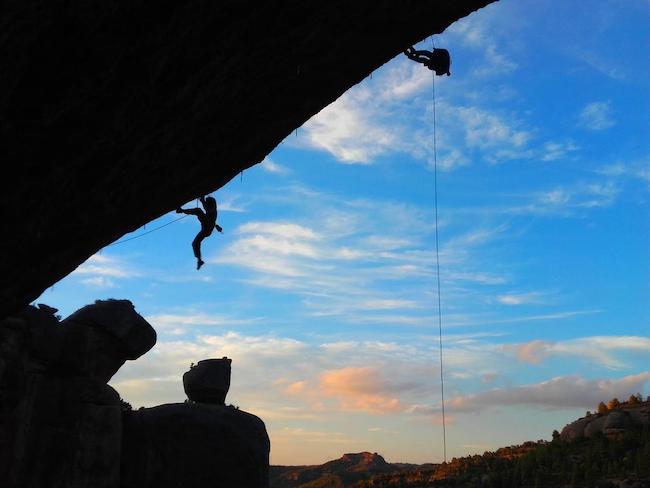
left=0, top=0, right=495, bottom=318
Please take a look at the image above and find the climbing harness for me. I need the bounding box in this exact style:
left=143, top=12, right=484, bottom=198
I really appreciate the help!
left=405, top=38, right=448, bottom=464
left=403, top=43, right=451, bottom=77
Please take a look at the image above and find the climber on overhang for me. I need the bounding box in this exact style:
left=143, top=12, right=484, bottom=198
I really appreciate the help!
left=176, top=195, right=223, bottom=270
left=403, top=45, right=451, bottom=76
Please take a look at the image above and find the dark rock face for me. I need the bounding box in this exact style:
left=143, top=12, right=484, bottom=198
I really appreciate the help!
left=122, top=403, right=270, bottom=488
left=0, top=301, right=152, bottom=488
left=0, top=0, right=495, bottom=319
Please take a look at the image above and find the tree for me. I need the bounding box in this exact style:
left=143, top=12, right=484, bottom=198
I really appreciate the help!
left=629, top=394, right=640, bottom=405
left=597, top=402, right=608, bottom=414
left=608, top=398, right=620, bottom=410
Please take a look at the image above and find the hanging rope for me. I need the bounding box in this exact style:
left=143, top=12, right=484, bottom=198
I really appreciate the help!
left=430, top=37, right=448, bottom=465
left=105, top=214, right=188, bottom=247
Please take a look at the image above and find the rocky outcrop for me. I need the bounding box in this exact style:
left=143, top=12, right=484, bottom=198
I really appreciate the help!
left=0, top=300, right=270, bottom=487
left=0, top=300, right=155, bottom=488
left=560, top=402, right=650, bottom=441
left=0, top=0, right=495, bottom=319
left=122, top=403, right=269, bottom=488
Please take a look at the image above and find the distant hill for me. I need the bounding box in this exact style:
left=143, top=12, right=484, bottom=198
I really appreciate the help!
left=271, top=399, right=650, bottom=488
left=270, top=452, right=403, bottom=488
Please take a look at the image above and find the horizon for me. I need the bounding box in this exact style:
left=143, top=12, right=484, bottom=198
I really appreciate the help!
left=37, top=0, right=649, bottom=465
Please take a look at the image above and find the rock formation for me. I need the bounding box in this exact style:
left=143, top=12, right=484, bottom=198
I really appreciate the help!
left=0, top=300, right=155, bottom=488
left=183, top=357, right=232, bottom=405
left=0, top=0, right=495, bottom=319
left=0, top=300, right=270, bottom=488
left=122, top=403, right=269, bottom=488
left=560, top=400, right=650, bottom=441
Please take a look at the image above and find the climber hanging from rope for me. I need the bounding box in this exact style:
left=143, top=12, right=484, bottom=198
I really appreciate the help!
left=176, top=195, right=223, bottom=270
left=403, top=45, right=451, bottom=76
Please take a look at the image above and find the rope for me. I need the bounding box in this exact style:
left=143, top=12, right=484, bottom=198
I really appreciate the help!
left=105, top=214, right=189, bottom=247
left=431, top=41, right=448, bottom=465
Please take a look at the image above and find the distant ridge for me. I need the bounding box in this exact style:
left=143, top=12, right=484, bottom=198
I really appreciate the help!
left=271, top=400, right=650, bottom=487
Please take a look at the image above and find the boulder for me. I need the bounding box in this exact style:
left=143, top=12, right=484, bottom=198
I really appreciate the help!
left=183, top=357, right=232, bottom=405
left=121, top=403, right=270, bottom=488
left=60, top=299, right=156, bottom=382
left=62, top=299, right=156, bottom=360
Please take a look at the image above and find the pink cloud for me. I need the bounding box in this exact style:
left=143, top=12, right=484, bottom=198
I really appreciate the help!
left=320, top=367, right=404, bottom=414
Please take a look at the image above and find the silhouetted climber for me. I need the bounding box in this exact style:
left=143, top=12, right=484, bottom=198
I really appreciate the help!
left=403, top=46, right=451, bottom=76
left=176, top=196, right=223, bottom=270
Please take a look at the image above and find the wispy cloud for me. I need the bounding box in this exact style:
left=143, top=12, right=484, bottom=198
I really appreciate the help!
left=218, top=194, right=247, bottom=213
left=73, top=253, right=139, bottom=288
left=146, top=312, right=260, bottom=331
left=506, top=336, right=650, bottom=370
left=447, top=10, right=517, bottom=77
left=260, top=157, right=291, bottom=175
left=578, top=101, right=616, bottom=130
left=598, top=160, right=650, bottom=188
left=500, top=180, right=621, bottom=217
left=568, top=47, right=626, bottom=81
left=299, top=86, right=399, bottom=164
left=79, top=276, right=116, bottom=288
left=497, top=291, right=548, bottom=306
left=448, top=372, right=650, bottom=412
left=212, top=187, right=518, bottom=324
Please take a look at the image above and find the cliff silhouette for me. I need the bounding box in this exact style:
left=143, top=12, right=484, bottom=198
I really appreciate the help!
left=0, top=0, right=494, bottom=320
left=0, top=301, right=269, bottom=488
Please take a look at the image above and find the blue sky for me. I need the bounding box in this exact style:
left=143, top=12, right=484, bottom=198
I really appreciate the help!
left=38, top=0, right=649, bottom=465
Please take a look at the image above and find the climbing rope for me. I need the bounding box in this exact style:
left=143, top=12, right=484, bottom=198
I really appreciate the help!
left=428, top=36, right=448, bottom=465
left=105, top=214, right=189, bottom=247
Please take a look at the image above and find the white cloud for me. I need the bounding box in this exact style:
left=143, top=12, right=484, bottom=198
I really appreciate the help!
left=74, top=253, right=136, bottom=278
left=598, top=160, right=650, bottom=188
left=506, top=181, right=620, bottom=216
left=73, top=254, right=139, bottom=289
left=300, top=88, right=399, bottom=164
left=447, top=12, right=517, bottom=77
left=80, top=276, right=116, bottom=288
left=497, top=292, right=547, bottom=305
left=578, top=101, right=616, bottom=130
left=260, top=157, right=290, bottom=175
left=146, top=312, right=259, bottom=331
left=541, top=141, right=579, bottom=161
left=218, top=195, right=247, bottom=213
